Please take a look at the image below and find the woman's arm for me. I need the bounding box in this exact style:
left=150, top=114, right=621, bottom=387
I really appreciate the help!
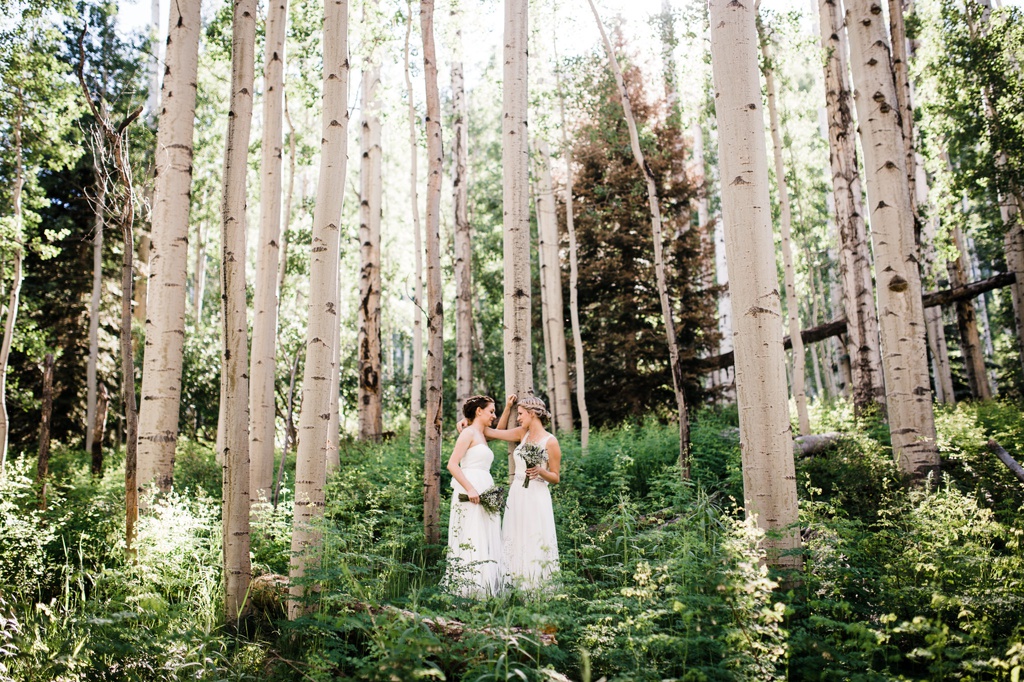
left=495, top=394, right=515, bottom=429
left=446, top=430, right=481, bottom=503
left=482, top=425, right=526, bottom=442
left=526, top=438, right=561, bottom=485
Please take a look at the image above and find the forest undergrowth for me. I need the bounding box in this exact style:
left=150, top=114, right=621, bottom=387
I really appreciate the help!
left=2, top=400, right=1024, bottom=681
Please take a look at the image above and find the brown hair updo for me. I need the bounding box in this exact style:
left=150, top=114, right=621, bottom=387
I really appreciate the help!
left=462, top=395, right=495, bottom=420
left=516, top=395, right=550, bottom=424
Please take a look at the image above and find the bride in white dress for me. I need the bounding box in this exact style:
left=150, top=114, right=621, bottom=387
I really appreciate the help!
left=443, top=395, right=510, bottom=597
left=483, top=395, right=561, bottom=590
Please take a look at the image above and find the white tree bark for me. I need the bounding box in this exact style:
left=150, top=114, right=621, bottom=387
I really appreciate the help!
left=289, top=0, right=349, bottom=619
left=553, top=49, right=590, bottom=450
left=0, top=115, right=23, bottom=473
left=817, top=0, right=884, bottom=411
left=134, top=233, right=151, bottom=327
left=146, top=0, right=164, bottom=119
left=709, top=0, right=800, bottom=568
left=136, top=0, right=202, bottom=492
left=249, top=0, right=288, bottom=501
left=502, top=0, right=533, bottom=478
left=220, top=0, right=255, bottom=621
left=759, top=22, right=810, bottom=436
left=421, top=0, right=444, bottom=545
left=535, top=139, right=573, bottom=433
left=357, top=0, right=383, bottom=442
left=192, top=217, right=206, bottom=321
left=452, top=10, right=473, bottom=419
left=948, top=225, right=991, bottom=400
left=404, top=2, right=424, bottom=446
left=86, top=158, right=105, bottom=454
left=846, top=0, right=938, bottom=478
left=588, top=0, right=690, bottom=477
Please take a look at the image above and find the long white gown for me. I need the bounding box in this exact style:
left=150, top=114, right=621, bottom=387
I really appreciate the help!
left=444, top=442, right=504, bottom=597
left=502, top=434, right=560, bottom=590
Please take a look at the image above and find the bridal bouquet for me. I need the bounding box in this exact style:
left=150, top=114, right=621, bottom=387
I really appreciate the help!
left=517, top=443, right=548, bottom=488
left=459, top=485, right=507, bottom=515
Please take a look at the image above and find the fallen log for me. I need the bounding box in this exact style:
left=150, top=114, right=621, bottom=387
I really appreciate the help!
left=248, top=573, right=557, bottom=645
left=987, top=440, right=1024, bottom=484
left=794, top=432, right=846, bottom=457
left=700, top=272, right=1016, bottom=373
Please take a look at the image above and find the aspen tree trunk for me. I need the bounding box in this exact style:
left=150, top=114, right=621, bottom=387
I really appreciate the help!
left=274, top=351, right=299, bottom=509
left=553, top=45, right=590, bottom=450
left=86, top=161, right=105, bottom=454
left=249, top=0, right=288, bottom=501
left=759, top=21, right=810, bottom=435
left=535, top=172, right=557, bottom=428
left=422, top=0, right=445, bottom=545
left=807, top=266, right=826, bottom=397
left=358, top=1, right=383, bottom=442
left=327, top=276, right=341, bottom=473
left=503, top=0, right=533, bottom=480
left=846, top=0, right=939, bottom=478
left=965, top=234, right=996, bottom=385
left=535, top=139, right=573, bottom=433
left=192, top=217, right=206, bottom=321
left=0, top=109, right=25, bottom=475
left=289, top=0, right=349, bottom=618
left=948, top=225, right=991, bottom=400
left=37, top=353, right=53, bottom=509
left=91, top=383, right=108, bottom=476
left=147, top=0, right=163, bottom=118
left=277, top=97, right=296, bottom=305
left=887, top=0, right=919, bottom=228
left=134, top=235, right=151, bottom=327
left=693, top=121, right=713, bottom=290
left=452, top=10, right=473, bottom=418
left=588, top=0, right=690, bottom=477
left=818, top=0, right=884, bottom=412
left=1006, top=224, right=1024, bottom=381
left=136, top=0, right=203, bottom=492
left=709, top=0, right=800, bottom=568
left=220, top=0, right=256, bottom=621
left=919, top=205, right=954, bottom=403
left=404, top=1, right=424, bottom=446
left=715, top=195, right=735, bottom=399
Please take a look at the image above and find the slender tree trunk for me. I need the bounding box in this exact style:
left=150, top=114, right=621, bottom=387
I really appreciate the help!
left=192, top=217, right=206, bottom=321
left=535, top=139, right=573, bottom=433
left=845, top=0, right=938, bottom=479
left=289, top=0, right=349, bottom=618
left=37, top=353, right=54, bottom=509
left=327, top=272, right=341, bottom=473
left=86, top=161, right=105, bottom=454
left=249, top=0, right=288, bottom=501
left=965, top=234, right=996, bottom=391
left=91, top=383, right=108, bottom=476
left=147, top=0, right=163, bottom=118
left=404, top=1, right=424, bottom=446
left=219, top=0, right=256, bottom=622
left=452, top=11, right=473, bottom=418
left=807, top=266, right=826, bottom=398
left=1006, top=224, right=1024, bottom=381
left=503, top=0, right=533, bottom=480
left=535, top=171, right=557, bottom=429
left=887, top=0, right=919, bottom=231
left=278, top=96, right=297, bottom=305
left=715, top=202, right=735, bottom=398
left=134, top=233, right=151, bottom=329
left=759, top=20, right=810, bottom=435
left=553, top=48, right=589, bottom=450
left=817, top=0, right=884, bottom=412
left=919, top=201, right=955, bottom=403
left=588, top=0, right=690, bottom=477
left=709, top=0, right=800, bottom=569
left=274, top=350, right=299, bottom=509
left=421, top=0, right=444, bottom=545
left=0, top=107, right=25, bottom=476
left=358, top=1, right=383, bottom=442
left=136, top=0, right=203, bottom=492
left=948, top=225, right=991, bottom=400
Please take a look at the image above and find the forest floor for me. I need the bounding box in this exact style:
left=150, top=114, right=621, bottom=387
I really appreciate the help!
left=3, top=399, right=1024, bottom=681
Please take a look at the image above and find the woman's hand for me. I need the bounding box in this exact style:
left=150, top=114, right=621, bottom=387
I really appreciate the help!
left=456, top=418, right=469, bottom=433
left=505, top=394, right=517, bottom=408
left=466, top=488, right=480, bottom=504
left=525, top=467, right=545, bottom=482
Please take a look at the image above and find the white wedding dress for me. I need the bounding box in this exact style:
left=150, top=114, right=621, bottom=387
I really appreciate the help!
left=502, top=434, right=559, bottom=590
left=444, top=442, right=504, bottom=597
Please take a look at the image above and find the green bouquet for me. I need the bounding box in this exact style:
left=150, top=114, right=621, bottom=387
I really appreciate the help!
left=459, top=485, right=507, bottom=515
left=517, top=442, right=548, bottom=488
